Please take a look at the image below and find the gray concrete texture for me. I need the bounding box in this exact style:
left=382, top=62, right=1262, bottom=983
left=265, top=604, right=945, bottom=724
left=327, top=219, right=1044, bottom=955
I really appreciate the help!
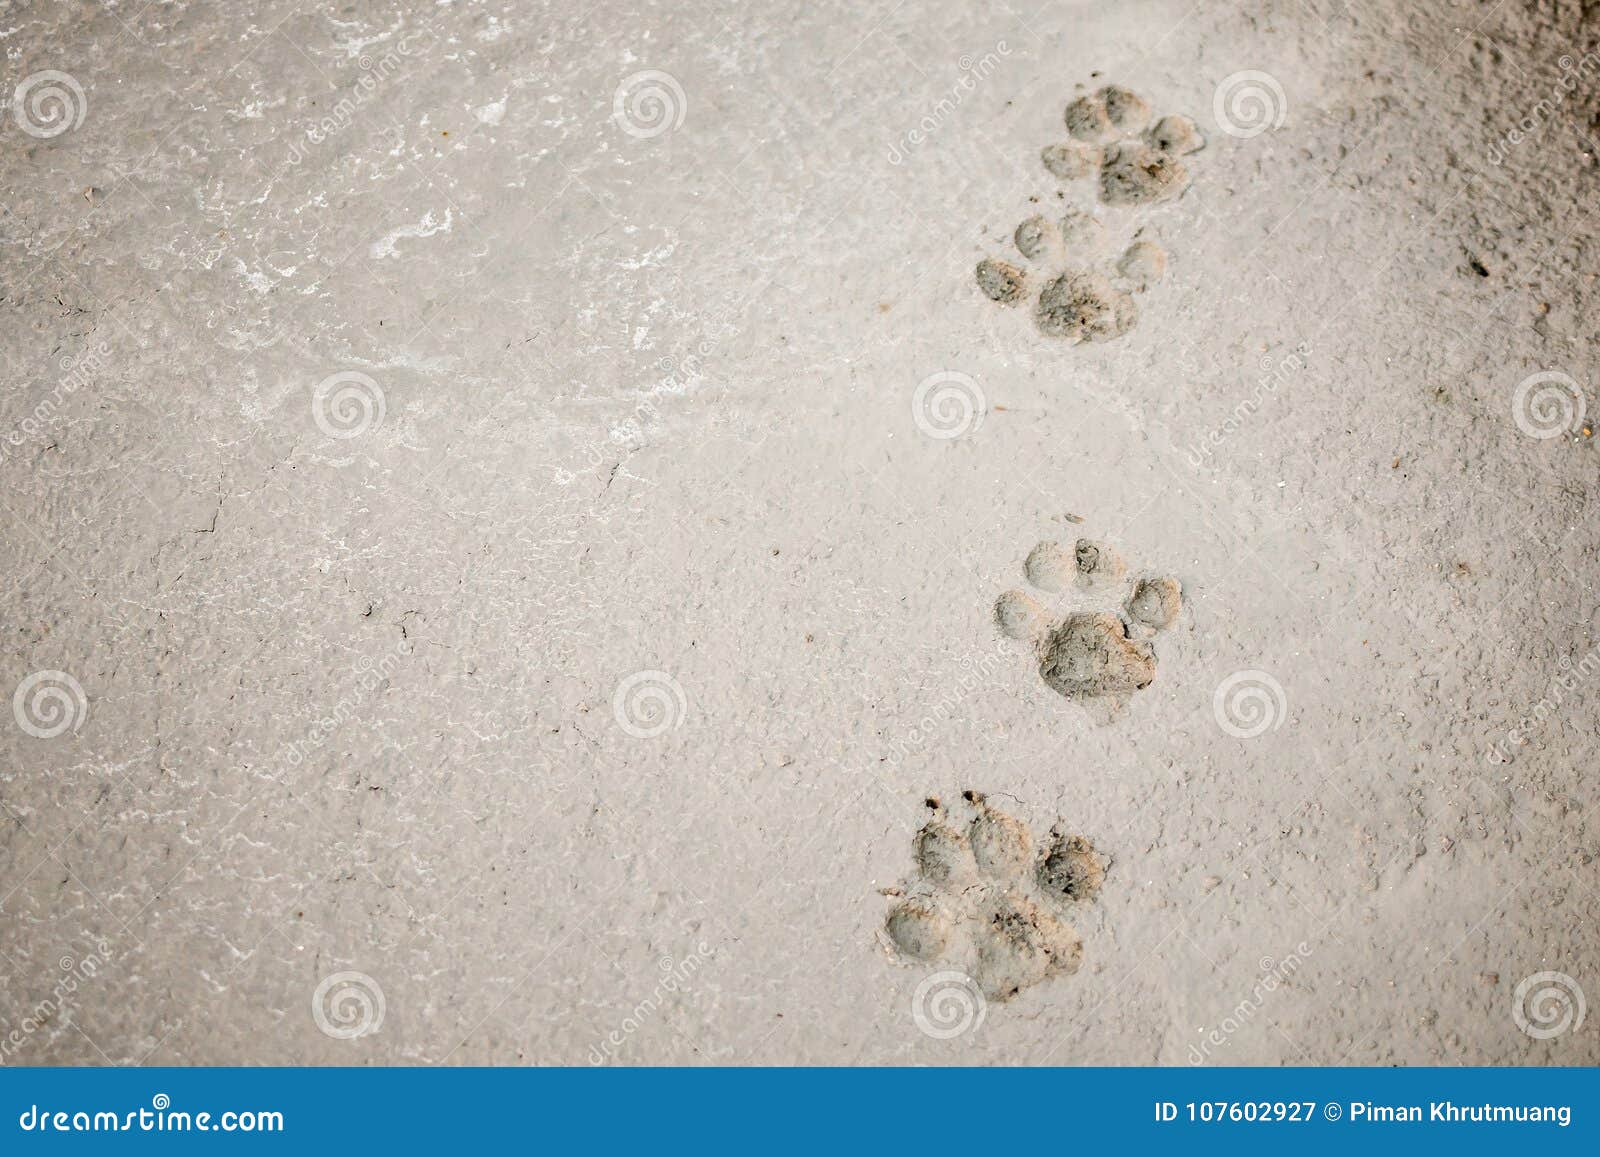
left=2, top=0, right=1598, bottom=1064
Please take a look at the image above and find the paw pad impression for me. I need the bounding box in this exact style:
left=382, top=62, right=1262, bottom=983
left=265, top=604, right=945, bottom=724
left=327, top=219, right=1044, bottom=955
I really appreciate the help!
left=976, top=208, right=1148, bottom=345
left=995, top=536, right=1183, bottom=702
left=884, top=792, right=1110, bottom=1002
left=1058, top=84, right=1204, bottom=205
left=976, top=82, right=1203, bottom=344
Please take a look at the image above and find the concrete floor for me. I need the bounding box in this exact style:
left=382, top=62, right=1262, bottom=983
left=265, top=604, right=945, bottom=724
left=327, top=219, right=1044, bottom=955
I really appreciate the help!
left=2, top=0, right=1598, bottom=1064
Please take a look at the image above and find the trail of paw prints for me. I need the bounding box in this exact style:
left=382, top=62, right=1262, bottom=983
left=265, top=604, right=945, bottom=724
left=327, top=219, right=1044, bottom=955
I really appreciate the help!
left=883, top=792, right=1111, bottom=1007
left=975, top=83, right=1202, bottom=344
left=994, top=536, right=1183, bottom=712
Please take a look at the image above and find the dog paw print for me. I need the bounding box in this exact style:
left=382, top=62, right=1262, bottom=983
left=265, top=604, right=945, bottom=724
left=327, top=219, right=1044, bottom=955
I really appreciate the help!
left=1054, top=83, right=1204, bottom=207
left=976, top=209, right=1160, bottom=344
left=976, top=84, right=1202, bottom=343
left=883, top=792, right=1110, bottom=1002
left=993, top=537, right=1183, bottom=702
